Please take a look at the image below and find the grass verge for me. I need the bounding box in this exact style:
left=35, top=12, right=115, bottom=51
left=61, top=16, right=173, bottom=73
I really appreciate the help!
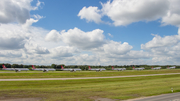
left=0, top=69, right=180, bottom=79
left=0, top=74, right=180, bottom=101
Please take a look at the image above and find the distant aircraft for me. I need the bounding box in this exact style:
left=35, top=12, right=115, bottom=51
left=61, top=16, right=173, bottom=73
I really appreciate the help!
left=2, top=64, right=29, bottom=72
left=88, top=66, right=106, bottom=72
left=152, top=66, right=161, bottom=70
left=32, top=65, right=56, bottom=72
left=61, top=66, right=81, bottom=72
left=2, top=64, right=15, bottom=71
left=133, top=66, right=145, bottom=70
left=167, top=66, right=176, bottom=69
left=112, top=66, right=126, bottom=71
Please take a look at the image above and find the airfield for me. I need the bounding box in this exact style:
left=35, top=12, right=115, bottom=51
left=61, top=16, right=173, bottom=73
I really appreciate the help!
left=0, top=69, right=180, bottom=101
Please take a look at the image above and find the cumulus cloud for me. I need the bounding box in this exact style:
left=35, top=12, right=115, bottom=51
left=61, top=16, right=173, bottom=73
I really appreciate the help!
left=161, top=0, right=180, bottom=27
left=98, top=43, right=150, bottom=60
left=101, top=0, right=169, bottom=26
left=162, top=13, right=180, bottom=27
left=0, top=0, right=43, bottom=24
left=45, top=30, right=61, bottom=42
left=0, top=50, right=22, bottom=58
left=78, top=6, right=102, bottom=24
left=24, top=42, right=49, bottom=54
left=50, top=46, right=79, bottom=59
left=0, top=24, right=30, bottom=50
left=140, top=28, right=180, bottom=65
left=22, top=15, right=43, bottom=30
left=78, top=0, right=180, bottom=27
left=0, top=18, right=50, bottom=54
left=0, top=37, right=27, bottom=50
left=45, top=27, right=106, bottom=50
left=108, top=33, right=113, bottom=37
left=141, top=34, right=179, bottom=50
left=74, top=54, right=100, bottom=65
left=103, top=41, right=133, bottom=55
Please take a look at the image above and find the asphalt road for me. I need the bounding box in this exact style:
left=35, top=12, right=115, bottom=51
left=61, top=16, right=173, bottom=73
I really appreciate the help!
left=0, top=73, right=180, bottom=81
left=127, top=92, right=180, bottom=101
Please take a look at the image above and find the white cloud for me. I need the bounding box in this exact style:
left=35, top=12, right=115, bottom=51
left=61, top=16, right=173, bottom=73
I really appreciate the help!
left=2, top=0, right=180, bottom=65
left=78, top=0, right=180, bottom=27
left=0, top=50, right=22, bottom=58
left=101, top=0, right=169, bottom=26
left=45, top=27, right=106, bottom=50
left=45, top=30, right=61, bottom=42
left=78, top=6, right=102, bottom=24
left=50, top=46, right=79, bottom=59
left=103, top=41, right=133, bottom=55
left=74, top=54, right=100, bottom=65
left=140, top=28, right=180, bottom=65
left=2, top=22, right=180, bottom=65
left=162, top=13, right=180, bottom=27
left=24, top=42, right=49, bottom=54
left=141, top=34, right=179, bottom=50
left=0, top=24, right=30, bottom=50
left=0, top=0, right=43, bottom=24
left=108, top=33, right=113, bottom=37
left=161, top=0, right=180, bottom=27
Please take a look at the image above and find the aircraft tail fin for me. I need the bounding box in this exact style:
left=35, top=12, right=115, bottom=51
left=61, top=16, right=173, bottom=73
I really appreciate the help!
left=112, top=66, right=114, bottom=69
left=32, top=65, right=36, bottom=69
left=61, top=66, right=64, bottom=69
left=152, top=66, right=153, bottom=69
left=133, top=66, right=135, bottom=69
left=2, top=64, right=6, bottom=69
left=88, top=66, right=91, bottom=69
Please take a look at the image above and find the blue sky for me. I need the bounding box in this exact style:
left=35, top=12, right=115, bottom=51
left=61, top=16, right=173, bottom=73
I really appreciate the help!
left=0, top=0, right=180, bottom=65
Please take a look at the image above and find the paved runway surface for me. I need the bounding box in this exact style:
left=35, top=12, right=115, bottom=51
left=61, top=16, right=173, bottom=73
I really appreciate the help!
left=0, top=73, right=180, bottom=81
left=127, top=92, right=180, bottom=101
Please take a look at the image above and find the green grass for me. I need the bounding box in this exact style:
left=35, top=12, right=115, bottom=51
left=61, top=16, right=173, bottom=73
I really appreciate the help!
left=0, top=74, right=180, bottom=101
left=0, top=69, right=180, bottom=79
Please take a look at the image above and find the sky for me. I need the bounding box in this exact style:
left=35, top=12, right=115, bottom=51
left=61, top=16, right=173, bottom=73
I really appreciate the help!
left=0, top=0, right=180, bottom=66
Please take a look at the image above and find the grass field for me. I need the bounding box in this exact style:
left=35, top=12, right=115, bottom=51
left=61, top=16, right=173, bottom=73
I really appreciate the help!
left=0, top=74, right=180, bottom=101
left=0, top=69, right=180, bottom=79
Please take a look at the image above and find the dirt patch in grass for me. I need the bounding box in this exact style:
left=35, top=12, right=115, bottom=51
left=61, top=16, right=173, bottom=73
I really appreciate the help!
left=0, top=98, right=42, bottom=101
left=90, top=96, right=119, bottom=101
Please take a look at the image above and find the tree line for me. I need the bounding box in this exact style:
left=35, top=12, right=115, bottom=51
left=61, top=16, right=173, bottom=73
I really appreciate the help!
left=0, top=63, right=179, bottom=70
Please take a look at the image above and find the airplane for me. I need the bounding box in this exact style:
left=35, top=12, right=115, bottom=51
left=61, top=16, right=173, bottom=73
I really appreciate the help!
left=167, top=66, right=176, bottom=69
left=133, top=66, right=145, bottom=70
left=32, top=65, right=56, bottom=72
left=88, top=66, right=106, bottom=72
left=151, top=66, right=161, bottom=70
left=61, top=66, right=81, bottom=72
left=112, top=66, right=126, bottom=71
left=2, top=64, right=29, bottom=72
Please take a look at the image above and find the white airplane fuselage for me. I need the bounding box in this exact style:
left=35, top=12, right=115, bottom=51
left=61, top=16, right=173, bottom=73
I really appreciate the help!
left=2, top=68, right=29, bottom=72
left=2, top=68, right=15, bottom=71
left=61, top=68, right=81, bottom=72
left=32, top=68, right=56, bottom=72
left=168, top=66, right=176, bottom=69
left=133, top=67, right=145, bottom=70
left=32, top=68, right=44, bottom=71
left=44, top=68, right=56, bottom=71
left=89, top=68, right=106, bottom=72
left=152, top=67, right=161, bottom=70
left=112, top=68, right=126, bottom=71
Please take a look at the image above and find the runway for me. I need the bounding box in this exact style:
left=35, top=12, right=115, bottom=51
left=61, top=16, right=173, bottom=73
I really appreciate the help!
left=127, top=92, right=180, bottom=101
left=0, top=73, right=180, bottom=81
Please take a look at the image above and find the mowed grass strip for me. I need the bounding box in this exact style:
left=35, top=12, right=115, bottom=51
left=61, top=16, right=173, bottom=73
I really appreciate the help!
left=0, top=69, right=180, bottom=79
left=0, top=74, right=180, bottom=101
